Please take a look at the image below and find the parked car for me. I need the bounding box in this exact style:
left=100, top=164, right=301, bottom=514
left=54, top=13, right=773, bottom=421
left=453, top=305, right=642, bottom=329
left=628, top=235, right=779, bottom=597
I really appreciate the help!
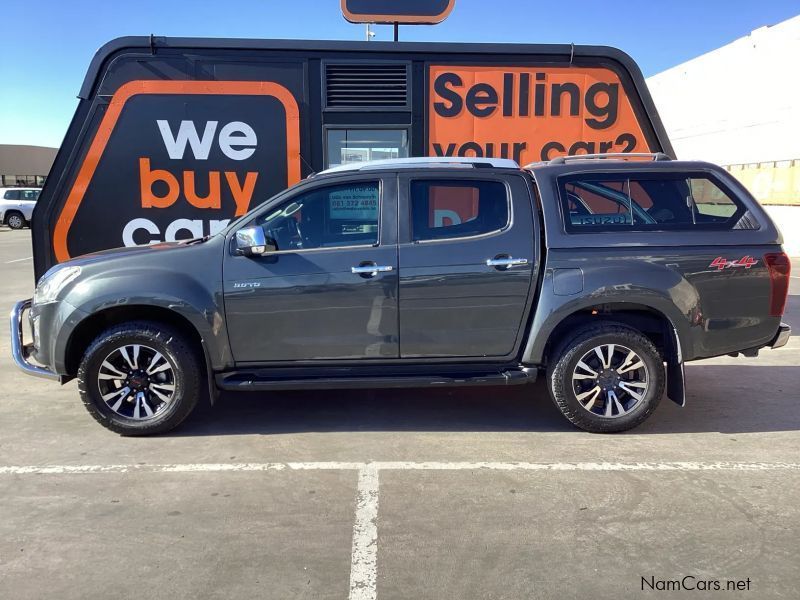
left=11, top=156, right=791, bottom=435
left=0, top=188, right=41, bottom=229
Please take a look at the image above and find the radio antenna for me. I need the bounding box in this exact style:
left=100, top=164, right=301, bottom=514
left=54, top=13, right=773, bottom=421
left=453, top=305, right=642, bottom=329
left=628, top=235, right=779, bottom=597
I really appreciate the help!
left=299, top=153, right=316, bottom=178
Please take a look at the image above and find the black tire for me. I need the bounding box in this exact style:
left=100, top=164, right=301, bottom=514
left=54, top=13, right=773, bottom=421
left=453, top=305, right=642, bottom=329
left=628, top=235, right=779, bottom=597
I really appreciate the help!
left=547, top=322, right=665, bottom=433
left=77, top=321, right=202, bottom=435
left=5, top=211, right=26, bottom=229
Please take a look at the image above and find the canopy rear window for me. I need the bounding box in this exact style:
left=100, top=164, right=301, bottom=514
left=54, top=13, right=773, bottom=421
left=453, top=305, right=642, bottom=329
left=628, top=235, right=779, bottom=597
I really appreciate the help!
left=558, top=172, right=754, bottom=232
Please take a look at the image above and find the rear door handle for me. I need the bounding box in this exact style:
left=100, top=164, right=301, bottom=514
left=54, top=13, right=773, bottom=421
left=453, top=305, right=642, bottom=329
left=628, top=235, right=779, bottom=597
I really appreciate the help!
left=486, top=257, right=528, bottom=268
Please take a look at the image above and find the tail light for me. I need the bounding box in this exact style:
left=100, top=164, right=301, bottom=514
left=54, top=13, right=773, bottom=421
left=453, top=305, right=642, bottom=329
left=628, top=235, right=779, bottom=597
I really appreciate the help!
left=764, top=252, right=791, bottom=317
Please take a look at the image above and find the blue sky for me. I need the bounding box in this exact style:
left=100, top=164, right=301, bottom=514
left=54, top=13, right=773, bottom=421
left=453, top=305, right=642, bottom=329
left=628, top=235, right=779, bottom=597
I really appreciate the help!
left=1, top=0, right=798, bottom=148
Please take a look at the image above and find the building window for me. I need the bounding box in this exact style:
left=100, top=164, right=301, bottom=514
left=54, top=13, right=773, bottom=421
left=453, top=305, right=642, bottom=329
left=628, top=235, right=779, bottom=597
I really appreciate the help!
left=0, top=175, right=45, bottom=187
left=326, top=129, right=408, bottom=168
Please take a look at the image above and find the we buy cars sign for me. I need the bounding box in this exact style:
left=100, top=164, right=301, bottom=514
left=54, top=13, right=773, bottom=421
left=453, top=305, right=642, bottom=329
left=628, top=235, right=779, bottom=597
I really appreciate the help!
left=52, top=80, right=301, bottom=262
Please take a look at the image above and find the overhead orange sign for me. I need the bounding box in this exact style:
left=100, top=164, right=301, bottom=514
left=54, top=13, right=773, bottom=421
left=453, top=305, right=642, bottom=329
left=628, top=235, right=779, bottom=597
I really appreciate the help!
left=428, top=65, right=653, bottom=165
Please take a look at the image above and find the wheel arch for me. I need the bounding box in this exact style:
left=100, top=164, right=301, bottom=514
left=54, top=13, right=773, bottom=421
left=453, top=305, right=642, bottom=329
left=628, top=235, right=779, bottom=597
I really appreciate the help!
left=531, top=302, right=686, bottom=406
left=62, top=305, right=218, bottom=404
left=545, top=305, right=678, bottom=363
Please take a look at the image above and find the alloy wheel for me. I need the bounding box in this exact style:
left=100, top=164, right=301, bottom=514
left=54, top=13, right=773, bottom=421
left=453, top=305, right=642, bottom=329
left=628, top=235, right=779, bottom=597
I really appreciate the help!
left=96, top=344, right=176, bottom=420
left=571, top=343, right=649, bottom=419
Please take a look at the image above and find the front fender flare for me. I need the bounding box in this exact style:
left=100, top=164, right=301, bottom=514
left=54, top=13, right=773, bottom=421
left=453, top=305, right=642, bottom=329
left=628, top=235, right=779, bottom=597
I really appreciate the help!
left=55, top=270, right=231, bottom=373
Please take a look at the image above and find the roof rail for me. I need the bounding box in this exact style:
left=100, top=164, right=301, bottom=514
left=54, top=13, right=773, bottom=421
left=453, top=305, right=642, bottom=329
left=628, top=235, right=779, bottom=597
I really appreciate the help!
left=536, top=152, right=672, bottom=167
left=315, top=157, right=520, bottom=176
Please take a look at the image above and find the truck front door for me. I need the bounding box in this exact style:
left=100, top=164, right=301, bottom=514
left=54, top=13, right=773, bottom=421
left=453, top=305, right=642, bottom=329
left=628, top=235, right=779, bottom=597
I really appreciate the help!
left=223, top=176, right=399, bottom=362
left=397, top=172, right=536, bottom=358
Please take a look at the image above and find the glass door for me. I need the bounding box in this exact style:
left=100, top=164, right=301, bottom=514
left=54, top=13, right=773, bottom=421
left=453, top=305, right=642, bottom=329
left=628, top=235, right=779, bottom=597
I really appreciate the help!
left=325, top=128, right=409, bottom=168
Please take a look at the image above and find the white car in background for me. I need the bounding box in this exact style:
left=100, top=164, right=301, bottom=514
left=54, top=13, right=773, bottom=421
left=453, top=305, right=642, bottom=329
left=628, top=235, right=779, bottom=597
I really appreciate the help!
left=0, top=188, right=41, bottom=229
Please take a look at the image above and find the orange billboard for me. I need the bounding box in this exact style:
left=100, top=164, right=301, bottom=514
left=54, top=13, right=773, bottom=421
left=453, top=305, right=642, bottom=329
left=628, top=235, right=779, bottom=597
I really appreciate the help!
left=428, top=65, right=654, bottom=165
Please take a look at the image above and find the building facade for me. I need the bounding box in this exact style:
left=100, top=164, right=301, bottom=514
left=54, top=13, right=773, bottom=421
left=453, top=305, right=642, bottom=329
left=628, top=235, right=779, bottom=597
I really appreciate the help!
left=0, top=144, right=58, bottom=187
left=646, top=15, right=800, bottom=206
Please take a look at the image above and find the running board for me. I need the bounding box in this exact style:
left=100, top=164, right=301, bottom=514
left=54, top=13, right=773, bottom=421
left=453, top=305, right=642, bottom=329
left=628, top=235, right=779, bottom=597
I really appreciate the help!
left=215, top=367, right=537, bottom=391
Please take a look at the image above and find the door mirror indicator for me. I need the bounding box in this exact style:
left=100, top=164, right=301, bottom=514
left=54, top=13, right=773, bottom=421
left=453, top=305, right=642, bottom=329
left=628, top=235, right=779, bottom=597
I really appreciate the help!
left=235, top=227, right=276, bottom=256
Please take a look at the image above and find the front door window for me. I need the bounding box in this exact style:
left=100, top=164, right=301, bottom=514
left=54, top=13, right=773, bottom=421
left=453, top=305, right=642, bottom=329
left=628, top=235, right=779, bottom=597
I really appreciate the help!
left=256, top=182, right=380, bottom=252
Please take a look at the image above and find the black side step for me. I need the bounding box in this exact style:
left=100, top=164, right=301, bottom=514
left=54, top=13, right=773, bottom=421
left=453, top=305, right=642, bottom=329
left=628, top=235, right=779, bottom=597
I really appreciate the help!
left=216, top=368, right=537, bottom=391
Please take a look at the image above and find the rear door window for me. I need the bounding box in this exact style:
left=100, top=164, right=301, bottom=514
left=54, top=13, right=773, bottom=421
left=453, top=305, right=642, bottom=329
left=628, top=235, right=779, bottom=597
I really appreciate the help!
left=19, top=190, right=40, bottom=201
left=410, top=180, right=509, bottom=242
left=560, top=172, right=749, bottom=232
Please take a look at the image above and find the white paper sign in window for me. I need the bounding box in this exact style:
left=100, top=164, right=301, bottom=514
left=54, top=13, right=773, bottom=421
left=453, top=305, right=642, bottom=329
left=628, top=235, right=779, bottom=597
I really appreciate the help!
left=329, top=186, right=379, bottom=221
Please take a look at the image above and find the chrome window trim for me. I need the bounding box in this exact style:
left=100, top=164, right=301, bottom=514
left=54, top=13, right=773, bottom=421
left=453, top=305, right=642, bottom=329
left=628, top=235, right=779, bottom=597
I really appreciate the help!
left=252, top=242, right=380, bottom=256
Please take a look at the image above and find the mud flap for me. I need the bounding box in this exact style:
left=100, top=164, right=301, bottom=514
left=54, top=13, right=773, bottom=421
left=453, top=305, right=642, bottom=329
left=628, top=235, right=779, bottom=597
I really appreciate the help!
left=666, top=360, right=686, bottom=407
left=201, top=339, right=220, bottom=407
left=665, top=326, right=685, bottom=407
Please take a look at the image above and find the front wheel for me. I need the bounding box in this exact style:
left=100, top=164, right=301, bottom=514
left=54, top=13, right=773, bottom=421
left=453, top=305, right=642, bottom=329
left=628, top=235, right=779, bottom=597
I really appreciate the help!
left=547, top=323, right=665, bottom=433
left=77, top=321, right=202, bottom=435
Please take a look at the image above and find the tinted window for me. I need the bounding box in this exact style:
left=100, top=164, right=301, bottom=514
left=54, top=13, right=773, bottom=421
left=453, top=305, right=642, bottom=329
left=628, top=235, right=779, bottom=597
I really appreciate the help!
left=561, top=173, right=747, bottom=232
left=4, top=190, right=19, bottom=200
left=19, top=190, right=40, bottom=201
left=689, top=178, right=738, bottom=218
left=410, top=180, right=509, bottom=242
left=256, top=182, right=379, bottom=251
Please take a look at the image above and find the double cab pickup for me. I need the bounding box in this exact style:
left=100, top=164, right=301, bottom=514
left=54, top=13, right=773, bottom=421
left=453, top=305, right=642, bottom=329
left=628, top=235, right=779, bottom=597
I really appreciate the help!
left=11, top=155, right=791, bottom=435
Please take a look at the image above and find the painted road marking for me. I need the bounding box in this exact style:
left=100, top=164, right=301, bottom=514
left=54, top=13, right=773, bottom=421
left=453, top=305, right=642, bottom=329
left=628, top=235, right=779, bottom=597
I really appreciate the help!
left=4, top=256, right=32, bottom=264
left=4, top=460, right=799, bottom=600
left=3, top=461, right=800, bottom=475
left=349, top=464, right=380, bottom=600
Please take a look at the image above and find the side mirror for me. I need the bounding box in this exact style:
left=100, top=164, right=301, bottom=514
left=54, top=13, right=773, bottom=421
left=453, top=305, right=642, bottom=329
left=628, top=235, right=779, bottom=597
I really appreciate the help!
left=235, top=227, right=276, bottom=256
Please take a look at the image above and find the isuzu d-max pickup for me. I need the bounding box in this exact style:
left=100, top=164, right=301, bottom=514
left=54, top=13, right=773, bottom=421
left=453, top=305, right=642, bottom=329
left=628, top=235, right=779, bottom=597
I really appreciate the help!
left=11, top=155, right=791, bottom=435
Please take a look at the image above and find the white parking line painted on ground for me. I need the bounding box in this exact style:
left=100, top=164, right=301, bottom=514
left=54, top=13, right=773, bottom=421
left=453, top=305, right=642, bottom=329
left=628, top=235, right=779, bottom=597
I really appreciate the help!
left=4, top=460, right=799, bottom=600
left=4, top=255, right=32, bottom=264
left=0, top=461, right=364, bottom=475
left=349, top=465, right=379, bottom=600
left=3, top=461, right=800, bottom=475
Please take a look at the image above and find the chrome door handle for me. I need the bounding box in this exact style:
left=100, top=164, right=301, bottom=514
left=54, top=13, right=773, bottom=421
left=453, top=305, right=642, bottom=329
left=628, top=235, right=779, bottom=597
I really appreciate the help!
left=486, top=257, right=528, bottom=268
left=352, top=264, right=394, bottom=275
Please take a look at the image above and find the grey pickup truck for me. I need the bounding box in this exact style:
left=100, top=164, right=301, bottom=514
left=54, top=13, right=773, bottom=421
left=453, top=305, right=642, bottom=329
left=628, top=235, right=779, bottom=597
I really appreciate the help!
left=11, top=155, right=791, bottom=435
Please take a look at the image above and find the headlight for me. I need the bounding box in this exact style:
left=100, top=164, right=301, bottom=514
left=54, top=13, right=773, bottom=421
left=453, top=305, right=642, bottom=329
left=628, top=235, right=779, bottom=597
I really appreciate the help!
left=33, top=266, right=81, bottom=305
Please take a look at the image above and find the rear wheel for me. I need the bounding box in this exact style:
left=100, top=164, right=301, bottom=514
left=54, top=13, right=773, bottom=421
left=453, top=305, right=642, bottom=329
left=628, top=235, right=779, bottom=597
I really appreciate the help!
left=5, top=211, right=26, bottom=229
left=547, top=323, right=665, bottom=433
left=77, top=321, right=201, bottom=435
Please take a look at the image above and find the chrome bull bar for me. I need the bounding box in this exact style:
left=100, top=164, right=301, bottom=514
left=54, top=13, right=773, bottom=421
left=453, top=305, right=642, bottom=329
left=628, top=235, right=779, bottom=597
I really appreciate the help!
left=9, top=299, right=59, bottom=380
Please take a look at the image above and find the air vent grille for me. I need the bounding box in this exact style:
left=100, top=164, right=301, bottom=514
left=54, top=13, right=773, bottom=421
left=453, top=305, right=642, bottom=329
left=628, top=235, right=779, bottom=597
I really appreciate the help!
left=325, top=63, right=409, bottom=108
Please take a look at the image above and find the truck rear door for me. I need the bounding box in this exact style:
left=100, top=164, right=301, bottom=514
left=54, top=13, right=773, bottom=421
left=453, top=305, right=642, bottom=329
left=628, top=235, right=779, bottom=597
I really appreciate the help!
left=397, top=171, right=537, bottom=358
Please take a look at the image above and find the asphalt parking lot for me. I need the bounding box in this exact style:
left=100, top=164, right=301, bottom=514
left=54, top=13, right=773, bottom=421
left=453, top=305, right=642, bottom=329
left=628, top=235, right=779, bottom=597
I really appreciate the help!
left=1, top=227, right=798, bottom=599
